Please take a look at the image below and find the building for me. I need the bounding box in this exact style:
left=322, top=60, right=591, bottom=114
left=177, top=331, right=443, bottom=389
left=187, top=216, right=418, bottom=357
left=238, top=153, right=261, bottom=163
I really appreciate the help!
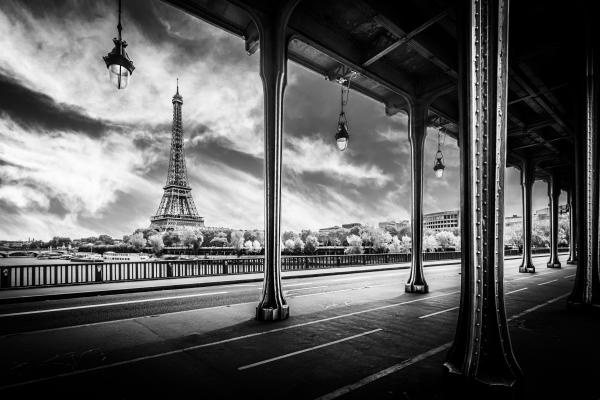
left=423, top=210, right=460, bottom=232
left=378, top=220, right=409, bottom=231
left=318, top=226, right=341, bottom=234
left=341, top=223, right=361, bottom=229
left=505, top=214, right=523, bottom=228
left=534, top=205, right=568, bottom=224
left=150, top=83, right=205, bottom=231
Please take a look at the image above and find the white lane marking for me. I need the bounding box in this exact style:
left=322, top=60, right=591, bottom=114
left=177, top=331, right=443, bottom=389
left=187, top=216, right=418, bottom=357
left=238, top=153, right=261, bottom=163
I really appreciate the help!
left=418, top=287, right=528, bottom=319
left=0, top=291, right=460, bottom=390
left=0, top=301, right=258, bottom=339
left=511, top=270, right=557, bottom=281
left=315, top=292, right=570, bottom=400
left=238, top=329, right=382, bottom=371
left=0, top=291, right=229, bottom=318
left=564, top=274, right=576, bottom=279
left=290, top=284, right=391, bottom=298
left=285, top=286, right=328, bottom=292
left=537, top=279, right=558, bottom=286
left=507, top=293, right=569, bottom=321
left=314, top=342, right=453, bottom=400
left=418, top=306, right=458, bottom=319
left=506, top=287, right=528, bottom=295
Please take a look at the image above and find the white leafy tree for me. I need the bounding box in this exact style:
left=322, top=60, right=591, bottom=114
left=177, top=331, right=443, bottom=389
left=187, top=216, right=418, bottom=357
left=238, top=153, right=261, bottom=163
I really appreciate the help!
left=423, top=234, right=439, bottom=252
left=304, top=235, right=319, bottom=254
left=345, top=234, right=364, bottom=254
left=230, top=230, right=245, bottom=251
left=434, top=231, right=456, bottom=250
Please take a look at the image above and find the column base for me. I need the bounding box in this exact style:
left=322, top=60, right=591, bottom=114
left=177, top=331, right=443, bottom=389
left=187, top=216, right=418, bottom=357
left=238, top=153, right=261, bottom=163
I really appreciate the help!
left=567, top=258, right=577, bottom=265
left=567, top=299, right=600, bottom=311
left=518, top=263, right=535, bottom=273
left=547, top=261, right=562, bottom=269
left=444, top=364, right=518, bottom=400
left=405, top=283, right=429, bottom=293
left=256, top=304, right=289, bottom=321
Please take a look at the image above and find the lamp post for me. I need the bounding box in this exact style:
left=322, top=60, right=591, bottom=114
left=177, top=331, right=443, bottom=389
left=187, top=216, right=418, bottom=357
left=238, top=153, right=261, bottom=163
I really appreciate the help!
left=103, top=0, right=135, bottom=89
left=335, top=78, right=352, bottom=151
left=433, top=128, right=446, bottom=178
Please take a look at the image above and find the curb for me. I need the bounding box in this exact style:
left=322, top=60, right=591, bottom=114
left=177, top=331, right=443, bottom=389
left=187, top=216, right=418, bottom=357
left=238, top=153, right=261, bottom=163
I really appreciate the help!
left=0, top=253, right=566, bottom=305
left=0, top=261, right=452, bottom=305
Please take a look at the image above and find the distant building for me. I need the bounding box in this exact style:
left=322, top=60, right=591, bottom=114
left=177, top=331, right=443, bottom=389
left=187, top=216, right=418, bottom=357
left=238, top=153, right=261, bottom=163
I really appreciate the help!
left=319, top=226, right=341, bottom=233
left=378, top=220, right=409, bottom=231
left=423, top=210, right=460, bottom=232
left=341, top=223, right=362, bottom=229
left=534, top=205, right=568, bottom=223
left=505, top=214, right=523, bottom=228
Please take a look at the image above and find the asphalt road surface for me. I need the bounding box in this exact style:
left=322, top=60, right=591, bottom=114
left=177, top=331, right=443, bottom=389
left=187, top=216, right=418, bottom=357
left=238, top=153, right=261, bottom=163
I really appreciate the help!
left=0, top=255, right=595, bottom=399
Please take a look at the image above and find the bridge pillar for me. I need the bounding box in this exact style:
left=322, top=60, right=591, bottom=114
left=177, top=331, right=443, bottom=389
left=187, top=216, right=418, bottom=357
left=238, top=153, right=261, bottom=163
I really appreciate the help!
left=445, top=0, right=522, bottom=395
left=568, top=13, right=600, bottom=308
left=567, top=188, right=577, bottom=264
left=519, top=159, right=535, bottom=273
left=250, top=1, right=299, bottom=321
left=547, top=176, right=562, bottom=268
left=405, top=100, right=428, bottom=294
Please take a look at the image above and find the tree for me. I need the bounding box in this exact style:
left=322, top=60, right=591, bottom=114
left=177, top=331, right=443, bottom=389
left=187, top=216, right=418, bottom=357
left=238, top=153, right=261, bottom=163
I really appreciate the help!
left=244, top=240, right=254, bottom=253
left=284, top=239, right=295, bottom=254
left=398, top=225, right=411, bottom=238
left=98, top=234, right=114, bottom=245
left=388, top=236, right=403, bottom=253
left=179, top=230, right=198, bottom=248
left=345, top=234, right=364, bottom=254
left=282, top=231, right=298, bottom=242
left=423, top=234, right=439, bottom=252
left=162, top=231, right=181, bottom=247
left=293, top=237, right=305, bottom=254
left=304, top=235, right=319, bottom=254
left=129, top=233, right=147, bottom=251
left=230, top=230, right=245, bottom=251
left=210, top=236, right=228, bottom=247
left=148, top=234, right=164, bottom=256
left=504, top=224, right=523, bottom=249
left=252, top=240, right=262, bottom=253
left=434, top=231, right=457, bottom=250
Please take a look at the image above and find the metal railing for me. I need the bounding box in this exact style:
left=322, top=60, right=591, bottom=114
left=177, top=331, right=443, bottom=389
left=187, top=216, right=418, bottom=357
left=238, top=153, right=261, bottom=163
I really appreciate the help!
left=0, top=248, right=569, bottom=289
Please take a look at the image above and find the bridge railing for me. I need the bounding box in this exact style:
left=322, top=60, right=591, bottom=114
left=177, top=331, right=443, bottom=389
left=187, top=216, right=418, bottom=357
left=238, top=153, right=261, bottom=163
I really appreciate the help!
left=0, top=248, right=569, bottom=289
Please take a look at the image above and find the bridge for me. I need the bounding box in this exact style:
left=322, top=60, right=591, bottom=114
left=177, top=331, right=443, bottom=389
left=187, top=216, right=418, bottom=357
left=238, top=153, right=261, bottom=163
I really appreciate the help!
left=0, top=0, right=598, bottom=398
left=0, top=251, right=40, bottom=258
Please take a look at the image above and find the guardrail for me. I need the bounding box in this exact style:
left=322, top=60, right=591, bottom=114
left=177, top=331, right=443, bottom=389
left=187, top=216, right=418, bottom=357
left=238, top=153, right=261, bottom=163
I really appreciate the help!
left=0, top=248, right=569, bottom=289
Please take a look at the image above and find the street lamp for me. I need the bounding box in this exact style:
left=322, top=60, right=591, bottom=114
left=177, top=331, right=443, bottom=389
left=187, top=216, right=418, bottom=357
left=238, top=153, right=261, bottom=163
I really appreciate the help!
left=433, top=128, right=446, bottom=178
left=103, top=0, right=135, bottom=89
left=335, top=78, right=352, bottom=151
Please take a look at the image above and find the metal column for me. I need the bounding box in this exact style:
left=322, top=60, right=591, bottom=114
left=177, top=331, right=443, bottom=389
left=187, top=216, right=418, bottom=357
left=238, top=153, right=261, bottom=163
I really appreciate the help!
left=445, top=0, right=522, bottom=393
left=568, top=11, right=600, bottom=308
left=249, top=0, right=299, bottom=321
left=519, top=159, right=535, bottom=273
left=567, top=188, right=577, bottom=264
left=406, top=100, right=429, bottom=294
left=547, top=176, right=561, bottom=268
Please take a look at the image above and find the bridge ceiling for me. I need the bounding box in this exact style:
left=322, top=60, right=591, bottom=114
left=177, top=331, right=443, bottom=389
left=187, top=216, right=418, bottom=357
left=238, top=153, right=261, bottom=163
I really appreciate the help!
left=165, top=0, right=578, bottom=188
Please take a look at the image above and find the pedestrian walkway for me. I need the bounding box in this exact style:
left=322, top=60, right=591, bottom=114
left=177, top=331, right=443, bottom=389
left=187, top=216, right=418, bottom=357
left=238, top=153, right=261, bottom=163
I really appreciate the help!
left=0, top=253, right=562, bottom=304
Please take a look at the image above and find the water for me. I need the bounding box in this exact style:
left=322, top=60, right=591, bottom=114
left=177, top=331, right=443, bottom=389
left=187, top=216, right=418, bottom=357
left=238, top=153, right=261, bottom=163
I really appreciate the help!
left=0, top=257, right=75, bottom=266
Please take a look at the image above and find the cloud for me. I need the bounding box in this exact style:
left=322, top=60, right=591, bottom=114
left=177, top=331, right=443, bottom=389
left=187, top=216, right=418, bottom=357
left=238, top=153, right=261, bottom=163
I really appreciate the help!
left=284, top=135, right=392, bottom=188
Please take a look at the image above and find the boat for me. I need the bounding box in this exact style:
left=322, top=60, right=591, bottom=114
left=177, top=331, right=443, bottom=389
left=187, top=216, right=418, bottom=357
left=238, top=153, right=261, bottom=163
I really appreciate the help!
left=70, top=253, right=104, bottom=262
left=102, top=252, right=152, bottom=262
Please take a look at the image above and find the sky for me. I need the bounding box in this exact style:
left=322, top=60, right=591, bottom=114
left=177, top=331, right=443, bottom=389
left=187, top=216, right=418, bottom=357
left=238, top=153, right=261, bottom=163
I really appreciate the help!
left=0, top=0, right=564, bottom=241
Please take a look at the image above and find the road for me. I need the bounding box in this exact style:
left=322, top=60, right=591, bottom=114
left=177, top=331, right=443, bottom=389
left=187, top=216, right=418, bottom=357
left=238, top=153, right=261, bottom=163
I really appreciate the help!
left=0, top=255, right=595, bottom=399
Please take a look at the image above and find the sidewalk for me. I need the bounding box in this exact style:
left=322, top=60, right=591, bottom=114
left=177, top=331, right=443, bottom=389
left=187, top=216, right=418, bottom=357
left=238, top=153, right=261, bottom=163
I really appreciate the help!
left=0, top=253, right=559, bottom=304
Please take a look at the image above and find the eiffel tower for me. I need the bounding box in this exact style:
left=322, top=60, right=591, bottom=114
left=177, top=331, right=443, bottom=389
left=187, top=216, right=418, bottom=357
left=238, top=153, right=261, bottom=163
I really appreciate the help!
left=150, top=81, right=204, bottom=231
